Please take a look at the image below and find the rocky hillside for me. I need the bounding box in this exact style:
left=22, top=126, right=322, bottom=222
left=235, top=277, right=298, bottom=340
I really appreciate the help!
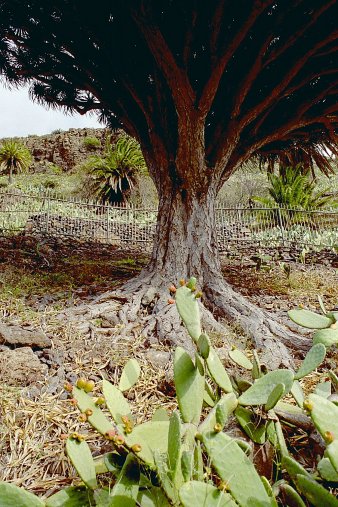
left=1, top=128, right=111, bottom=172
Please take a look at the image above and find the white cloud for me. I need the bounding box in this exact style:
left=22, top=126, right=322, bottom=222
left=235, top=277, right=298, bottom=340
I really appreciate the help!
left=0, top=82, right=102, bottom=138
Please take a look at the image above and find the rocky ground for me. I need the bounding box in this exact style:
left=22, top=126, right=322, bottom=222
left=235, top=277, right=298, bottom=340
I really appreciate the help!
left=0, top=234, right=337, bottom=493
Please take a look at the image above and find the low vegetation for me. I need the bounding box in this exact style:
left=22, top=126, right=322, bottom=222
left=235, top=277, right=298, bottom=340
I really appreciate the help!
left=1, top=278, right=338, bottom=506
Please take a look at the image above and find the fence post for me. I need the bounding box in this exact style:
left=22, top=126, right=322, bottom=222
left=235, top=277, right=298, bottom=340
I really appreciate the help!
left=45, top=191, right=51, bottom=234
left=276, top=206, right=285, bottom=246
left=106, top=204, right=110, bottom=242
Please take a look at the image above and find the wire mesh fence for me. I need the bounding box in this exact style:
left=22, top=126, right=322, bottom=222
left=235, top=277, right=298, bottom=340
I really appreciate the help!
left=0, top=189, right=337, bottom=251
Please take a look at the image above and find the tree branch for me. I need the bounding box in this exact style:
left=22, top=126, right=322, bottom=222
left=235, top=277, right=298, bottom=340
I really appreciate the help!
left=131, top=2, right=195, bottom=110
left=198, top=1, right=274, bottom=117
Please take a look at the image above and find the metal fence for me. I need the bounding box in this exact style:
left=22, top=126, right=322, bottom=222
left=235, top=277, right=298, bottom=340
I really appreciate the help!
left=0, top=189, right=337, bottom=251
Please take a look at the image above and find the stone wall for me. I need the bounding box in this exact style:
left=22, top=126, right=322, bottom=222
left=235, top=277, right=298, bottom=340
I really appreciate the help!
left=0, top=127, right=113, bottom=172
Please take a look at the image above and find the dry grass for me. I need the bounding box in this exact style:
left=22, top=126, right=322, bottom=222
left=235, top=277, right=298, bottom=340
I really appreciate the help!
left=0, top=325, right=177, bottom=495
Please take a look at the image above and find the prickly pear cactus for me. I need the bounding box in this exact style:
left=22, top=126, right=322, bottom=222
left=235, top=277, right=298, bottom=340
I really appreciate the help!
left=175, top=278, right=201, bottom=341
left=174, top=347, right=205, bottom=425
left=294, top=344, right=326, bottom=379
left=66, top=437, right=98, bottom=489
left=288, top=308, right=333, bottom=329
left=238, top=369, right=294, bottom=406
left=0, top=483, right=44, bottom=507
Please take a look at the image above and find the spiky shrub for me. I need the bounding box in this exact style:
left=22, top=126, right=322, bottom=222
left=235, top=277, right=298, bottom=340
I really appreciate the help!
left=0, top=140, right=32, bottom=184
left=83, top=134, right=147, bottom=204
left=1, top=281, right=337, bottom=506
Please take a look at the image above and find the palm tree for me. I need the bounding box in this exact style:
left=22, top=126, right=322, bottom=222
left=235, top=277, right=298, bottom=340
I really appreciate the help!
left=255, top=165, right=332, bottom=210
left=84, top=134, right=147, bottom=204
left=254, top=164, right=334, bottom=228
left=0, top=140, right=32, bottom=184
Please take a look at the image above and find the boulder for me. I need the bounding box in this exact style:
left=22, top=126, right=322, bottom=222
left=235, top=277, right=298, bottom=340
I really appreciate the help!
left=0, top=347, right=47, bottom=386
left=0, top=323, right=51, bottom=348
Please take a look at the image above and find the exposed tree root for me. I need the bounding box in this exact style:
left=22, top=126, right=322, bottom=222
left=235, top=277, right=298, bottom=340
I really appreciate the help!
left=61, top=270, right=312, bottom=369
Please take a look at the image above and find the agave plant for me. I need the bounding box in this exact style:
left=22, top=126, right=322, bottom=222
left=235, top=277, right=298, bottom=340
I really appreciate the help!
left=0, top=140, right=32, bottom=184
left=84, top=135, right=147, bottom=204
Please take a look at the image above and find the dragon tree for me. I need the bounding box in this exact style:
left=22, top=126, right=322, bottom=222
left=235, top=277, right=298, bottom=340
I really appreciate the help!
left=1, top=0, right=337, bottom=365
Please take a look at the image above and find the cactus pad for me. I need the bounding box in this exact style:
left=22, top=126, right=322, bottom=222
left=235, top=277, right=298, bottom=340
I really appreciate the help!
left=202, top=431, right=274, bottom=506
left=294, top=474, right=338, bottom=506
left=238, top=369, right=294, bottom=406
left=118, top=358, right=141, bottom=392
left=175, top=285, right=201, bottom=341
left=288, top=309, right=332, bottom=329
left=228, top=348, right=253, bottom=370
left=102, top=380, right=132, bottom=424
left=0, top=483, right=44, bottom=507
left=199, top=393, right=237, bottom=433
left=235, top=406, right=267, bottom=444
left=313, top=327, right=338, bottom=347
left=66, top=438, right=98, bottom=489
left=179, top=481, right=237, bottom=507
left=294, top=344, right=326, bottom=379
left=123, top=420, right=170, bottom=466
left=72, top=386, right=112, bottom=435
left=206, top=348, right=233, bottom=393
left=174, top=347, right=205, bottom=424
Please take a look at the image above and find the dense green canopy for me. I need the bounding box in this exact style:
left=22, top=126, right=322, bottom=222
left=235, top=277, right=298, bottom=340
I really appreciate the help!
left=1, top=1, right=337, bottom=178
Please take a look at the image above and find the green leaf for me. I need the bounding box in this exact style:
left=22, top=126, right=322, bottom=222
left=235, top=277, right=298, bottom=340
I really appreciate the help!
left=279, top=484, right=306, bottom=507
left=238, top=370, right=294, bottom=406
left=290, top=380, right=304, bottom=407
left=294, top=344, right=326, bottom=379
left=265, top=383, right=285, bottom=411
left=124, top=420, right=170, bottom=466
left=228, top=348, right=253, bottom=369
left=66, top=438, right=98, bottom=489
left=102, top=380, right=132, bottom=424
left=206, top=348, right=233, bottom=393
left=168, top=411, right=181, bottom=477
left=72, top=386, right=112, bottom=435
left=46, top=487, right=95, bottom=507
left=175, top=285, right=201, bottom=341
left=174, top=347, right=204, bottom=424
left=314, top=381, right=331, bottom=398
left=199, top=393, right=237, bottom=433
left=327, top=439, right=338, bottom=474
left=137, top=487, right=171, bottom=507
left=318, top=457, right=338, bottom=482
left=110, top=454, right=140, bottom=507
left=179, top=481, right=237, bottom=507
left=313, top=327, right=338, bottom=347
left=202, top=432, right=274, bottom=506
left=197, top=333, right=210, bottom=359
left=252, top=350, right=262, bottom=379
left=118, top=359, right=141, bottom=392
left=152, top=408, right=169, bottom=421
left=235, top=406, right=267, bottom=444
left=294, top=474, right=338, bottom=507
left=282, top=456, right=310, bottom=479
left=288, top=309, right=333, bottom=329
left=0, top=483, right=44, bottom=507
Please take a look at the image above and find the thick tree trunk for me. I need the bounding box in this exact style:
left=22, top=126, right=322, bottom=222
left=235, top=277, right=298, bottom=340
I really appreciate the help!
left=118, top=172, right=311, bottom=368
left=146, top=183, right=221, bottom=285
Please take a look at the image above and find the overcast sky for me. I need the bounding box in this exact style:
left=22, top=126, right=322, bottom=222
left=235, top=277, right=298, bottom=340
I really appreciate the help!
left=0, top=82, right=102, bottom=138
